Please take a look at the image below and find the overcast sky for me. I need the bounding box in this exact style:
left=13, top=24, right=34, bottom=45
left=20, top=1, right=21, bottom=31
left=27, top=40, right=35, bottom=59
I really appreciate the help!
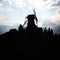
left=0, top=0, right=60, bottom=33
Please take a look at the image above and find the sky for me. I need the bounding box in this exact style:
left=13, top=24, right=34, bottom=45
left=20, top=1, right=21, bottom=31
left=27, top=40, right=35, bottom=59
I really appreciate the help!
left=0, top=0, right=60, bottom=34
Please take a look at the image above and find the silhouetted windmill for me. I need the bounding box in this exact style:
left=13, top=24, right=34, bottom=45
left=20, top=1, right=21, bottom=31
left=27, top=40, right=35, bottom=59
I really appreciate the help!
left=23, top=9, right=38, bottom=29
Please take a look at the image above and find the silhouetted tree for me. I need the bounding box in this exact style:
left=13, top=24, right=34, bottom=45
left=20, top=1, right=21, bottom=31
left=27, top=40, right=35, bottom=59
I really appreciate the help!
left=9, top=29, right=17, bottom=36
left=43, top=27, right=48, bottom=35
left=50, top=29, right=53, bottom=36
left=9, top=29, right=17, bottom=33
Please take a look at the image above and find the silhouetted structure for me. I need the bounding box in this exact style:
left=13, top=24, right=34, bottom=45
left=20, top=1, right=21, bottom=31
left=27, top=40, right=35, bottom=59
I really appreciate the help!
left=27, top=14, right=37, bottom=28
left=0, top=12, right=60, bottom=56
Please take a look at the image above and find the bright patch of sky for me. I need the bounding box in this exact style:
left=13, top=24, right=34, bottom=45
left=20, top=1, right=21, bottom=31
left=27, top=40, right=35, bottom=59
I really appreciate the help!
left=0, top=0, right=60, bottom=27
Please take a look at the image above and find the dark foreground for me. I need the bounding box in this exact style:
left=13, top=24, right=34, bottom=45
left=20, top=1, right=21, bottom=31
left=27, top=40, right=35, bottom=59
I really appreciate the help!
left=0, top=27, right=60, bottom=56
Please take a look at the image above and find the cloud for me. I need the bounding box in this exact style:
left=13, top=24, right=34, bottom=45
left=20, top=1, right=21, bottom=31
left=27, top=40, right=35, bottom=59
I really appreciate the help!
left=0, top=2, right=3, bottom=7
left=52, top=0, right=60, bottom=8
left=0, top=0, right=27, bottom=12
left=0, top=14, right=5, bottom=20
left=2, top=0, right=27, bottom=9
left=27, top=0, right=58, bottom=15
left=46, top=9, right=60, bottom=25
left=0, top=7, right=15, bottom=13
left=0, top=20, right=20, bottom=26
left=0, top=0, right=60, bottom=27
left=0, top=13, right=18, bottom=26
left=0, top=0, right=15, bottom=12
left=6, top=7, right=15, bottom=12
left=13, top=0, right=25, bottom=8
left=28, top=0, right=52, bottom=10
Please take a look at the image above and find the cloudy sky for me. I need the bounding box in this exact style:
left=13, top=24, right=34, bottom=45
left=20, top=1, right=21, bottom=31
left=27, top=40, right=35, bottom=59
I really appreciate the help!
left=0, top=0, right=60, bottom=34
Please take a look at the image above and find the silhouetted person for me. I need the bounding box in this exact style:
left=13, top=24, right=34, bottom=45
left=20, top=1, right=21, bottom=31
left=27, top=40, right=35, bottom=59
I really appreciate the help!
left=18, top=24, right=23, bottom=32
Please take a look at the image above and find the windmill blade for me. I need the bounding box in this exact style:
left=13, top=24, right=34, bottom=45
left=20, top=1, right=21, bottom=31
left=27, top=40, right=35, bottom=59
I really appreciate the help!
left=33, top=8, right=38, bottom=24
left=33, top=8, right=36, bottom=16
left=23, top=17, right=28, bottom=27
